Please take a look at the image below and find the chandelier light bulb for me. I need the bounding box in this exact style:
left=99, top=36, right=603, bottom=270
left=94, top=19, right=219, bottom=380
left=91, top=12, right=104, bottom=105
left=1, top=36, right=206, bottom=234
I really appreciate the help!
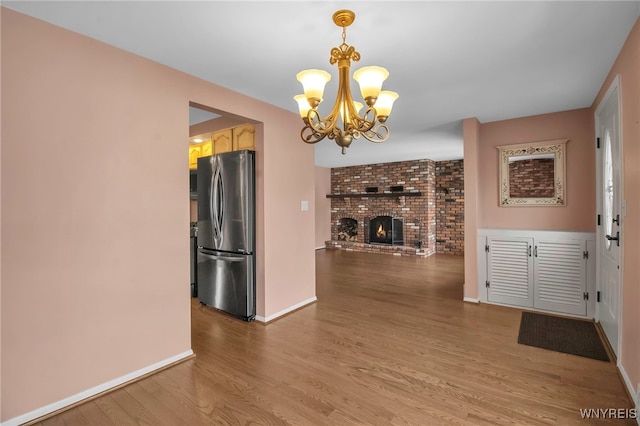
left=353, top=66, right=389, bottom=105
left=294, top=94, right=312, bottom=120
left=374, top=91, right=399, bottom=121
left=296, top=69, right=331, bottom=108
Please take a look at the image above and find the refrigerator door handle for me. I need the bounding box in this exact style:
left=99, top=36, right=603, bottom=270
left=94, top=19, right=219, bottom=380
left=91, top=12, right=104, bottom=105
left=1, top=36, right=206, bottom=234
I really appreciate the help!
left=209, top=162, right=217, bottom=244
left=211, top=158, right=224, bottom=248
left=217, top=163, right=224, bottom=241
left=198, top=251, right=246, bottom=263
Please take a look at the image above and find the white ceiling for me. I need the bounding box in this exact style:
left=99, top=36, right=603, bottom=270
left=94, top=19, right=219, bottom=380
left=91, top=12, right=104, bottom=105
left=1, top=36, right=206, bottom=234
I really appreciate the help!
left=5, top=1, right=639, bottom=167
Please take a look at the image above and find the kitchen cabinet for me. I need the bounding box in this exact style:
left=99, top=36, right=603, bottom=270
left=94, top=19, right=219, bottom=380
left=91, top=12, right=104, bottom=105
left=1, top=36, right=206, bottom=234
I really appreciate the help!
left=479, top=229, right=595, bottom=317
left=188, top=145, right=202, bottom=169
left=189, top=125, right=255, bottom=169
left=485, top=236, right=534, bottom=308
left=201, top=141, right=213, bottom=157
left=232, top=124, right=255, bottom=151
left=212, top=129, right=233, bottom=154
left=189, top=142, right=212, bottom=169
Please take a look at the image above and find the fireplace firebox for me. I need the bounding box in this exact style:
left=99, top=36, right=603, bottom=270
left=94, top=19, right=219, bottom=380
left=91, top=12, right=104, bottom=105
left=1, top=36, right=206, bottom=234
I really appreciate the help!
left=365, top=216, right=404, bottom=245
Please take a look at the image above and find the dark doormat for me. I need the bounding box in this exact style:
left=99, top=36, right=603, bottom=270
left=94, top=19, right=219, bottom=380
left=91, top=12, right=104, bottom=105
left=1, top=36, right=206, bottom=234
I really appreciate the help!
left=518, top=311, right=610, bottom=361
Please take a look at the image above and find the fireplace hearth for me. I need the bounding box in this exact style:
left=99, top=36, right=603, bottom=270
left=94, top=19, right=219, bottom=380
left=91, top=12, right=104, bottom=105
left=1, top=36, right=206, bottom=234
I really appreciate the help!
left=366, top=216, right=404, bottom=245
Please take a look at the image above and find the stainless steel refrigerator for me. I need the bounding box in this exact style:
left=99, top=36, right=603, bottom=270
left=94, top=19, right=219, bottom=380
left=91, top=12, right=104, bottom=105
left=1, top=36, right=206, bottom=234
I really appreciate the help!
left=197, top=150, right=256, bottom=321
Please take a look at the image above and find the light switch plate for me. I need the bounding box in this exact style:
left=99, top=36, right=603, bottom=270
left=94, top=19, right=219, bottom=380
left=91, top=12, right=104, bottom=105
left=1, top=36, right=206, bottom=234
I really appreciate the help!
left=301, top=200, right=309, bottom=211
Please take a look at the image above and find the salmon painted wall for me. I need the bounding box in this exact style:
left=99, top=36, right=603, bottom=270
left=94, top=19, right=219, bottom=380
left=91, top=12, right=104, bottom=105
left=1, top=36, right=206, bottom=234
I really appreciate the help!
left=315, top=167, right=331, bottom=248
left=261, top=116, right=316, bottom=318
left=592, top=17, right=640, bottom=399
left=478, top=108, right=595, bottom=231
left=1, top=8, right=315, bottom=422
left=464, top=109, right=595, bottom=302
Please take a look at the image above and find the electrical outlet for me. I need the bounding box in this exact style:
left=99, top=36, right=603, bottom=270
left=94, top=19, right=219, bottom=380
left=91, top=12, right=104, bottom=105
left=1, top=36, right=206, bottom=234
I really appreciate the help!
left=301, top=200, right=309, bottom=211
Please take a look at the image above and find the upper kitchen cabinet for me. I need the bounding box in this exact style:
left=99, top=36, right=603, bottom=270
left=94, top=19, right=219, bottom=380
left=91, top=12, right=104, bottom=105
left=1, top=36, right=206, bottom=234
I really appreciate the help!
left=201, top=141, right=213, bottom=157
left=212, top=129, right=233, bottom=154
left=189, top=124, right=255, bottom=169
left=232, top=124, right=255, bottom=151
left=189, top=145, right=202, bottom=169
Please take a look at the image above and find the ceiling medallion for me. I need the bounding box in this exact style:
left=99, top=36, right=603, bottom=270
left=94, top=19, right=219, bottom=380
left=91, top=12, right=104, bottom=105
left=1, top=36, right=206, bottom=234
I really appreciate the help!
left=294, top=10, right=398, bottom=155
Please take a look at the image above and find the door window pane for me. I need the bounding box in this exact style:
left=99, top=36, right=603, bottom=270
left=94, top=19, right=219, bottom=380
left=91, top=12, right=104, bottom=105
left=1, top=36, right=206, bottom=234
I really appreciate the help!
left=604, top=131, right=614, bottom=250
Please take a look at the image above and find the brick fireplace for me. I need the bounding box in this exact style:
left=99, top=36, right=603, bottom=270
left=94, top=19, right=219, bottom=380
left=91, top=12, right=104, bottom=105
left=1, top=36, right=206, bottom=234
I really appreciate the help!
left=326, top=159, right=436, bottom=256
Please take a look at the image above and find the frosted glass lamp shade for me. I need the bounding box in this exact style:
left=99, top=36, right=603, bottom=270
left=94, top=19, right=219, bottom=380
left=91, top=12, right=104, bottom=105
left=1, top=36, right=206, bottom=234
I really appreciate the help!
left=296, top=69, right=331, bottom=106
left=375, top=91, right=399, bottom=119
left=294, top=94, right=312, bottom=119
left=353, top=66, right=389, bottom=102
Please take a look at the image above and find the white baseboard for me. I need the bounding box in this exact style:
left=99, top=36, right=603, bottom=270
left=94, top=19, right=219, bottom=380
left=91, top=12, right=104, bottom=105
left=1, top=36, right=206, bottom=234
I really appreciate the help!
left=618, top=362, right=640, bottom=424
left=463, top=297, right=479, bottom=304
left=255, top=296, right=317, bottom=323
left=315, top=246, right=326, bottom=250
left=1, top=350, right=194, bottom=426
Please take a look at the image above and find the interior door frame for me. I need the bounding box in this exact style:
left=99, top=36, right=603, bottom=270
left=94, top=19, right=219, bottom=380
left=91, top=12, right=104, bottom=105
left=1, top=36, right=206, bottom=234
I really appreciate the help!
left=594, top=74, right=624, bottom=357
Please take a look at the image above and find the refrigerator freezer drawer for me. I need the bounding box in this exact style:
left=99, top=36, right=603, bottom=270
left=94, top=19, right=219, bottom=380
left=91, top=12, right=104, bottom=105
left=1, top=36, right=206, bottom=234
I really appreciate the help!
left=197, top=250, right=255, bottom=321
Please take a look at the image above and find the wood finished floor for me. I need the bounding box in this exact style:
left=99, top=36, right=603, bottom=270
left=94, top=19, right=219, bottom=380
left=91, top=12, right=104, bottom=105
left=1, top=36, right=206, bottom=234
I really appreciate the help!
left=34, top=250, right=634, bottom=425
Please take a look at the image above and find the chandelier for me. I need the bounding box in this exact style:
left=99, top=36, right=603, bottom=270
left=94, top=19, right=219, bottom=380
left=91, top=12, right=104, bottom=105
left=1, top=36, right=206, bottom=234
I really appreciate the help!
left=294, top=10, right=398, bottom=155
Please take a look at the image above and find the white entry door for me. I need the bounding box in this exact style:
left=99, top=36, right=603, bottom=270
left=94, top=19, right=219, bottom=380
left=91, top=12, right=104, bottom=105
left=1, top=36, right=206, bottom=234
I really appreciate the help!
left=595, top=76, right=622, bottom=356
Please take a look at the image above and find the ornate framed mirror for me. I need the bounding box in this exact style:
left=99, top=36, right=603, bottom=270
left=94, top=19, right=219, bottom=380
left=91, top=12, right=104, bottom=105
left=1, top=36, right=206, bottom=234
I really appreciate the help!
left=497, top=139, right=568, bottom=206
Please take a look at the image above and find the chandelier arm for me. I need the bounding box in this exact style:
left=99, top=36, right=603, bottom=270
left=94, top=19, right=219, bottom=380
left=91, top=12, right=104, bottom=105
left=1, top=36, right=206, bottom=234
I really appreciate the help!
left=307, top=108, right=336, bottom=137
left=305, top=106, right=343, bottom=142
left=360, top=122, right=390, bottom=143
left=350, top=107, right=378, bottom=134
left=300, top=123, right=327, bottom=144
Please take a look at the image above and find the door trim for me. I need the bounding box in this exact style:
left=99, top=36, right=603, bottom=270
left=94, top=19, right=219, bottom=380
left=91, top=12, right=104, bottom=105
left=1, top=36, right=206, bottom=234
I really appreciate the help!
left=594, top=74, right=624, bottom=358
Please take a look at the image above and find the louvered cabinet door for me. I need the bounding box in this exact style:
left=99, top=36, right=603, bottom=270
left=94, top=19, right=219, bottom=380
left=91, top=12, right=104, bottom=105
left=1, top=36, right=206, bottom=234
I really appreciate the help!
left=487, top=237, right=534, bottom=307
left=534, top=240, right=587, bottom=315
